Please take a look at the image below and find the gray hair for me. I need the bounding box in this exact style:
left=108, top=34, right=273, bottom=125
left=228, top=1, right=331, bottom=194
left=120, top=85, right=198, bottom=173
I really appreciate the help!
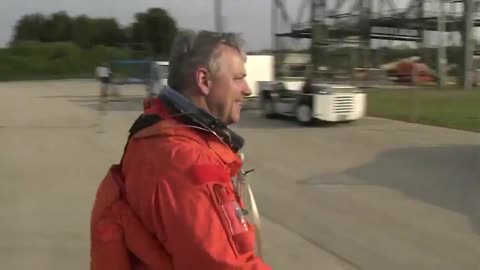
left=167, top=30, right=246, bottom=91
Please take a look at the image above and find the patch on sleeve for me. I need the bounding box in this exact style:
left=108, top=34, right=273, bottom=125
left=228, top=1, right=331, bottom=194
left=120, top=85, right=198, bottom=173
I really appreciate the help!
left=189, top=164, right=230, bottom=185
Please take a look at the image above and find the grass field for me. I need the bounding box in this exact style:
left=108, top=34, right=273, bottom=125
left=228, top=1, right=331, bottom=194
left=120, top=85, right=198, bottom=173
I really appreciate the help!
left=366, top=87, right=480, bottom=132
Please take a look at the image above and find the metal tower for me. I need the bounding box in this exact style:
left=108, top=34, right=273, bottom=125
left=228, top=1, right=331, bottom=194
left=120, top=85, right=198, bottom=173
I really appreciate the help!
left=271, top=0, right=480, bottom=88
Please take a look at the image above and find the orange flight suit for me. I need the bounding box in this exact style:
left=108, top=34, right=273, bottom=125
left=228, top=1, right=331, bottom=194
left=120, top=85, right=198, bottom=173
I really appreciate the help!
left=90, top=97, right=271, bottom=270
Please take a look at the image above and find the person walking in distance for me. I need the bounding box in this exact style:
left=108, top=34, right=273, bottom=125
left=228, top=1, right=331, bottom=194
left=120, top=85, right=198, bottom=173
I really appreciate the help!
left=94, top=62, right=112, bottom=132
left=95, top=62, right=112, bottom=99
left=90, top=30, right=272, bottom=270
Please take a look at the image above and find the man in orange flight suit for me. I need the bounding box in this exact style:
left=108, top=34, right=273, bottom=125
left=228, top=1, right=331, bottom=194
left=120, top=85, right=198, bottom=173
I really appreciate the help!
left=90, top=30, right=272, bottom=270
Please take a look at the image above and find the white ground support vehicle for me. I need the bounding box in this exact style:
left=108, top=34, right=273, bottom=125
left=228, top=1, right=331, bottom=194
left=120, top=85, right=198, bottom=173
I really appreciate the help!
left=258, top=81, right=367, bottom=125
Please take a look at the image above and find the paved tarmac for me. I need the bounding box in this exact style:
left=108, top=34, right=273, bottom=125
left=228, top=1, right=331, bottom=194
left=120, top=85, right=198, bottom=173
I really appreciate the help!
left=0, top=80, right=479, bottom=270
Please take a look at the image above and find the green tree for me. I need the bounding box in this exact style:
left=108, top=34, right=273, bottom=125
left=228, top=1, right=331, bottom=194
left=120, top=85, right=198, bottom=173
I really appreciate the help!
left=10, top=8, right=178, bottom=55
left=131, top=8, right=178, bottom=57
left=11, top=13, right=47, bottom=45
left=71, top=15, right=93, bottom=48
left=89, top=18, right=126, bottom=47
left=42, top=11, right=73, bottom=42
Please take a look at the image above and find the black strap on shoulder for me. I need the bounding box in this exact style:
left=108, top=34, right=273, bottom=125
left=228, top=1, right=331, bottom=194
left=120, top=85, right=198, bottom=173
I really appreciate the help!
left=120, top=113, right=162, bottom=166
left=128, top=113, right=162, bottom=135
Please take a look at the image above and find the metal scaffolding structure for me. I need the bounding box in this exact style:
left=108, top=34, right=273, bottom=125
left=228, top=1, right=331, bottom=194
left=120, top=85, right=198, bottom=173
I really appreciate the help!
left=271, top=0, right=480, bottom=88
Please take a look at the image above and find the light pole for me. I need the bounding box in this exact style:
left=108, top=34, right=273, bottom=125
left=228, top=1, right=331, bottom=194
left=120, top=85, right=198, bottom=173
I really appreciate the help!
left=214, top=0, right=223, bottom=32
left=437, top=0, right=446, bottom=88
left=463, top=0, right=474, bottom=89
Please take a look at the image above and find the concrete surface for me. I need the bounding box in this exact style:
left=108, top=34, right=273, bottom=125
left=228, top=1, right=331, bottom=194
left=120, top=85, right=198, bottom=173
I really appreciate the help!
left=0, top=80, right=479, bottom=270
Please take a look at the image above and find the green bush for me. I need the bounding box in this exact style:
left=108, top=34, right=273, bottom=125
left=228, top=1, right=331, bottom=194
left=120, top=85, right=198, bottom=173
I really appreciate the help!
left=0, top=41, right=132, bottom=81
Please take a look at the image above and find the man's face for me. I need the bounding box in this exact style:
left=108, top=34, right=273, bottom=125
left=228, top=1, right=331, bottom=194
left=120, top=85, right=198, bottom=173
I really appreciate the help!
left=201, top=46, right=251, bottom=125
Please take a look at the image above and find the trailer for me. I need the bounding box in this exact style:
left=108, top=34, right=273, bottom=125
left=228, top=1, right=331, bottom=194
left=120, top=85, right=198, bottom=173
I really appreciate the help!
left=146, top=61, right=169, bottom=97
left=244, top=54, right=274, bottom=97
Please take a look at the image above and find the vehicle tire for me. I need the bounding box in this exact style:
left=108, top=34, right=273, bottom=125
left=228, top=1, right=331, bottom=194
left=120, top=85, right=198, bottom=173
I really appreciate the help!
left=262, top=98, right=276, bottom=118
left=295, top=104, right=313, bottom=125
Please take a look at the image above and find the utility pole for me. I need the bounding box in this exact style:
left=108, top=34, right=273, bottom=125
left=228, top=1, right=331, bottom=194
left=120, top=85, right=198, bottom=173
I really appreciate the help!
left=271, top=0, right=277, bottom=50
left=437, top=0, right=447, bottom=88
left=214, top=0, right=223, bottom=32
left=463, top=0, right=474, bottom=89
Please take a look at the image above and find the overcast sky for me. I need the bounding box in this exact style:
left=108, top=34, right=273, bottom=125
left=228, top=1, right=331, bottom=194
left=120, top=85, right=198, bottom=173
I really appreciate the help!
left=1, top=0, right=433, bottom=51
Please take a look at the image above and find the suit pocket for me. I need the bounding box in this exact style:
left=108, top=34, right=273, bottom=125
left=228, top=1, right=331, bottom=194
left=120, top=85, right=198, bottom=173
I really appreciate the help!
left=209, top=183, right=253, bottom=257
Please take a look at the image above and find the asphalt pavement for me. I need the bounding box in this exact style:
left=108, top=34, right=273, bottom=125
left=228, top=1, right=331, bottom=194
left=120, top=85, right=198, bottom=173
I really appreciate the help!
left=1, top=80, right=479, bottom=270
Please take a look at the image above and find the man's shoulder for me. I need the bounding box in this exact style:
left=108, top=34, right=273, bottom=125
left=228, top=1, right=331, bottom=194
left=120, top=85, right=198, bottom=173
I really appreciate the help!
left=122, top=115, right=237, bottom=183
left=124, top=135, right=230, bottom=187
left=160, top=135, right=215, bottom=161
left=127, top=132, right=222, bottom=170
left=134, top=129, right=209, bottom=153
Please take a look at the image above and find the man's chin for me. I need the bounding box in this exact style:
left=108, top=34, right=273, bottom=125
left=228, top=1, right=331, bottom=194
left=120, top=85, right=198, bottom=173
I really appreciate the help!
left=222, top=113, right=239, bottom=126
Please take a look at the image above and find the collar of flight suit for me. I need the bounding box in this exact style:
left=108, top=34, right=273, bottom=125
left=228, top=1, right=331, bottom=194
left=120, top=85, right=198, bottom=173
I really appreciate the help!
left=134, top=97, right=243, bottom=176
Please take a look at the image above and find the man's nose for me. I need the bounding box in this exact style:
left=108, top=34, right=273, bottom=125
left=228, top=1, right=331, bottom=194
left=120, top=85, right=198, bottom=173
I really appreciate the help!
left=242, top=82, right=252, bottom=97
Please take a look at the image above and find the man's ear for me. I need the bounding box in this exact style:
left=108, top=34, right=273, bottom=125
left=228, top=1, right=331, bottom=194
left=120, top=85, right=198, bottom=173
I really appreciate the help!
left=195, top=67, right=210, bottom=96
